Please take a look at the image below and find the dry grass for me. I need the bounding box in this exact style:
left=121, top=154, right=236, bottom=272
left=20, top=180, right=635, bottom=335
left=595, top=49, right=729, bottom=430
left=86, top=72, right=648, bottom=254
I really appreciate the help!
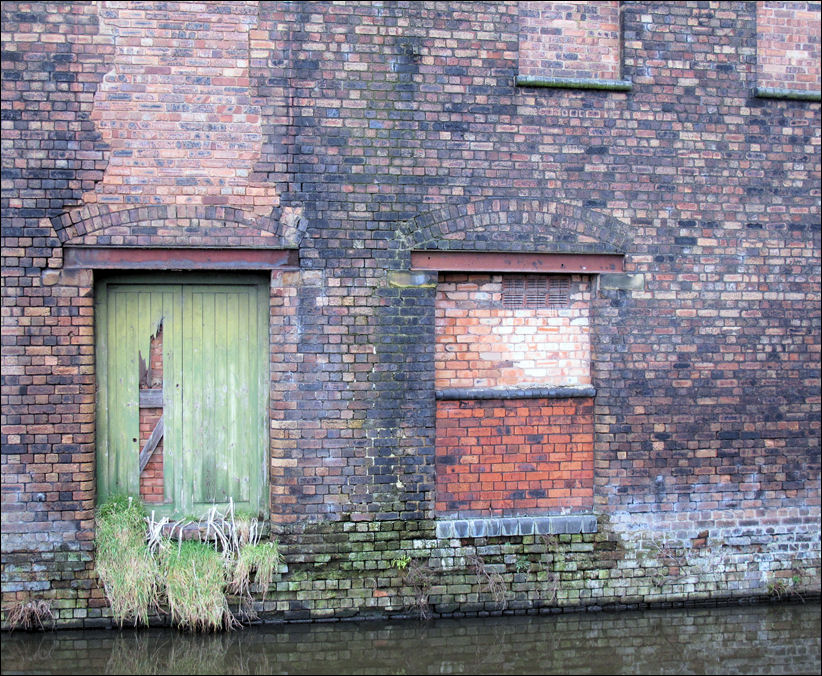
left=399, top=559, right=436, bottom=620
left=469, top=555, right=508, bottom=611
left=5, top=599, right=54, bottom=631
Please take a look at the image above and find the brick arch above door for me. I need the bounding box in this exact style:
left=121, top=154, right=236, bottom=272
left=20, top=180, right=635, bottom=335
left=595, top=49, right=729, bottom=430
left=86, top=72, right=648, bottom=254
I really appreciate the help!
left=51, top=203, right=294, bottom=247
left=398, top=198, right=631, bottom=260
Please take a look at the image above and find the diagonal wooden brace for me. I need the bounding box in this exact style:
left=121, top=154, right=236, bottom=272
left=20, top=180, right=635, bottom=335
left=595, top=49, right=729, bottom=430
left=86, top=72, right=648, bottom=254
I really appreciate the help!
left=139, top=415, right=164, bottom=473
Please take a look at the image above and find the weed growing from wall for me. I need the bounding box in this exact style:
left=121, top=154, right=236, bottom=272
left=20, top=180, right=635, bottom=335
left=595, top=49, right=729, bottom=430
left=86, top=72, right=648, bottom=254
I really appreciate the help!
left=396, top=558, right=435, bottom=620
left=767, top=561, right=807, bottom=602
left=649, top=540, right=689, bottom=589
left=469, top=555, right=508, bottom=611
left=4, top=599, right=54, bottom=631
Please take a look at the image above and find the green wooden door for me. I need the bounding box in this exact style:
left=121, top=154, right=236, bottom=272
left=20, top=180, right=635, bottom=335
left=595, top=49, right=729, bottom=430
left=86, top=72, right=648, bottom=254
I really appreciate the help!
left=96, top=274, right=269, bottom=517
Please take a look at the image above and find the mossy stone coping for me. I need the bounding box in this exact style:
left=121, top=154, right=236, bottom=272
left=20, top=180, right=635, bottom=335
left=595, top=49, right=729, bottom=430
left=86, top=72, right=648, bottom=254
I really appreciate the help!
left=515, top=75, right=632, bottom=91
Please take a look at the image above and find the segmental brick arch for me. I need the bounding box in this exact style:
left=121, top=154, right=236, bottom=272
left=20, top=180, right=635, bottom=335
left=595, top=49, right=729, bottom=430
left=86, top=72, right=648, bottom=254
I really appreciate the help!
left=52, top=204, right=287, bottom=249
left=400, top=198, right=631, bottom=256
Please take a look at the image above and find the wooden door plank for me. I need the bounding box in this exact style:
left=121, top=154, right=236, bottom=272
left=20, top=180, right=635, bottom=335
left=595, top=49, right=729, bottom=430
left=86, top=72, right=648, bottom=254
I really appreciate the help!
left=212, top=289, right=227, bottom=503
left=95, top=282, right=111, bottom=501
left=139, top=389, right=163, bottom=407
left=117, top=289, right=140, bottom=496
left=162, top=287, right=181, bottom=506
left=234, top=289, right=248, bottom=503
left=256, top=281, right=270, bottom=516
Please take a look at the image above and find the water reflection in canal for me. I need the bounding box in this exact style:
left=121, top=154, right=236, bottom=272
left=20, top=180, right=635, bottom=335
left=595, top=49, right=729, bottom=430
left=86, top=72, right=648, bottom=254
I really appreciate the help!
left=2, top=601, right=819, bottom=675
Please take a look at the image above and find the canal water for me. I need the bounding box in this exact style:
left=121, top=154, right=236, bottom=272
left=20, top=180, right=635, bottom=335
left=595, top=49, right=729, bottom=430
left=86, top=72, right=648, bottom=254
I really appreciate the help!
left=2, top=601, right=819, bottom=675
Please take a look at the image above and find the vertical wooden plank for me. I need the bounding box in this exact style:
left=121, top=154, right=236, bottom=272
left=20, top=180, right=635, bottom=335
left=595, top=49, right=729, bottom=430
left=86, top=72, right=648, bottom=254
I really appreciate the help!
left=235, top=289, right=249, bottom=503
left=106, top=286, right=122, bottom=499
left=163, top=287, right=181, bottom=507
left=214, top=289, right=228, bottom=503
left=225, top=291, right=238, bottom=502
left=252, top=283, right=262, bottom=513
left=115, top=288, right=140, bottom=497
left=95, top=281, right=110, bottom=502
left=113, top=288, right=128, bottom=496
left=127, top=290, right=143, bottom=497
left=202, top=288, right=216, bottom=504
left=258, top=279, right=270, bottom=516
left=104, top=285, right=125, bottom=500
left=182, top=285, right=198, bottom=516
left=249, top=283, right=263, bottom=512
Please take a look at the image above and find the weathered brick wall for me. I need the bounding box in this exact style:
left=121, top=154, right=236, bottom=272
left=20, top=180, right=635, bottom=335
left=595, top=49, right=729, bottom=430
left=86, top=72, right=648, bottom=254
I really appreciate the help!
left=1, top=1, right=111, bottom=622
left=757, top=1, right=821, bottom=92
left=436, top=397, right=594, bottom=515
left=2, top=1, right=820, bottom=627
left=518, top=0, right=622, bottom=81
left=435, top=274, right=591, bottom=389
left=86, top=0, right=279, bottom=215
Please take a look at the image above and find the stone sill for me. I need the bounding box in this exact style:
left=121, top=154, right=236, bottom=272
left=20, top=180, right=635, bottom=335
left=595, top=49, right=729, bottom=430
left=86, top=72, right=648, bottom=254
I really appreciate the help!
left=753, top=87, right=821, bottom=102
left=516, top=75, right=632, bottom=91
left=436, top=514, right=597, bottom=539
left=435, top=385, right=595, bottom=400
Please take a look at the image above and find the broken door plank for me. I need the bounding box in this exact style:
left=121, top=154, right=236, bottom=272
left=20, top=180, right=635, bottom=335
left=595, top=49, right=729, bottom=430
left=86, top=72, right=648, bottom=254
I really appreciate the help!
left=139, top=388, right=163, bottom=408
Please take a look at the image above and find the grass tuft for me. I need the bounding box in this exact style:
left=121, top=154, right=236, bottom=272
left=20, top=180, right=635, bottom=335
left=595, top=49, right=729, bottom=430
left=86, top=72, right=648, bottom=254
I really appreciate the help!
left=96, top=497, right=280, bottom=631
left=161, top=541, right=237, bottom=632
left=229, top=541, right=282, bottom=600
left=95, top=495, right=159, bottom=627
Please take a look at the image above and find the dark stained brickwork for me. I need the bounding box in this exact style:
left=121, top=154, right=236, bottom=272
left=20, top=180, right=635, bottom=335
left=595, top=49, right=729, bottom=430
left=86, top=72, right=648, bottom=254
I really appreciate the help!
left=2, top=2, right=820, bottom=626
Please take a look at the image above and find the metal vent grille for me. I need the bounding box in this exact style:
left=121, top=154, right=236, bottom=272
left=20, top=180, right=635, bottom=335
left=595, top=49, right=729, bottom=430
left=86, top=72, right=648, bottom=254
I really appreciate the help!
left=502, top=275, right=569, bottom=309
left=547, top=276, right=570, bottom=308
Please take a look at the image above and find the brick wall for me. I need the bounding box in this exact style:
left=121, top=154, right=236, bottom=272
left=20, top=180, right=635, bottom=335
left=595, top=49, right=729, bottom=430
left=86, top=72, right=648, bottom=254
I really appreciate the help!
left=434, top=273, right=594, bottom=516
left=86, top=0, right=279, bottom=215
left=436, top=397, right=594, bottom=516
left=757, top=1, right=821, bottom=92
left=435, top=274, right=591, bottom=389
left=2, top=1, right=820, bottom=627
left=518, top=1, right=622, bottom=81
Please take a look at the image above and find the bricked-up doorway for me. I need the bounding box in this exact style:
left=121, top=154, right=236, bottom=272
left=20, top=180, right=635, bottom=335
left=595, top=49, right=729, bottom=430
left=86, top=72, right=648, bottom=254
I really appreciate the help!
left=434, top=273, right=595, bottom=516
left=95, top=273, right=269, bottom=517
